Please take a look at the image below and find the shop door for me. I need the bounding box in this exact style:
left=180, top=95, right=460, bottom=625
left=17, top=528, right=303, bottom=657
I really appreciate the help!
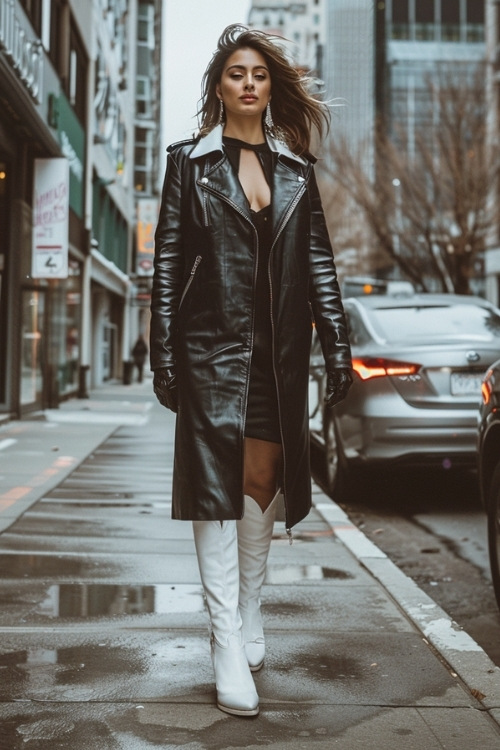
left=102, top=322, right=117, bottom=381
left=20, top=289, right=45, bottom=409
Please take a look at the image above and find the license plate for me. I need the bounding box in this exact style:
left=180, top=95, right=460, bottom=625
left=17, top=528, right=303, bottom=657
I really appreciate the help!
left=450, top=372, right=483, bottom=396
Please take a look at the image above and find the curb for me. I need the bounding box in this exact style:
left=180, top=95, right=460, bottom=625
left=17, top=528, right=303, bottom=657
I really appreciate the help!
left=312, top=495, right=500, bottom=718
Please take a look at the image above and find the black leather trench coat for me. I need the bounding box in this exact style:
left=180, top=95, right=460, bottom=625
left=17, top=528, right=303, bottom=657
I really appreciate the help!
left=150, top=125, right=351, bottom=530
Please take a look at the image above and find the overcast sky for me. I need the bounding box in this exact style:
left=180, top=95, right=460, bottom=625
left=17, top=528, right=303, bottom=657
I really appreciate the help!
left=162, top=0, right=252, bottom=149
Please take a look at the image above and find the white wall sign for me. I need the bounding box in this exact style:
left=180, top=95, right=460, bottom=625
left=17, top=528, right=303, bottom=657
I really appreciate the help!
left=32, top=158, right=69, bottom=279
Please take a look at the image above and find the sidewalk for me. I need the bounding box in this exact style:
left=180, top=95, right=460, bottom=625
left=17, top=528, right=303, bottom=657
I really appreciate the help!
left=0, top=378, right=499, bottom=748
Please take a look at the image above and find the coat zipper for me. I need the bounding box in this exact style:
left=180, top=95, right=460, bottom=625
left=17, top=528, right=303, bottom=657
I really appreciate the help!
left=268, top=180, right=306, bottom=539
left=202, top=192, right=209, bottom=227
left=179, top=255, right=202, bottom=309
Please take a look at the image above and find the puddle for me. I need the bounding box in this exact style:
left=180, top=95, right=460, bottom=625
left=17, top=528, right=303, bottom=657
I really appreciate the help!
left=34, top=583, right=205, bottom=619
left=0, top=643, right=148, bottom=677
left=46, top=490, right=138, bottom=500
left=0, top=555, right=89, bottom=578
left=41, top=500, right=171, bottom=509
left=265, top=565, right=353, bottom=583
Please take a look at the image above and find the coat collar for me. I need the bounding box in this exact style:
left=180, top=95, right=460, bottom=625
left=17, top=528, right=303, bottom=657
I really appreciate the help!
left=190, top=124, right=308, bottom=166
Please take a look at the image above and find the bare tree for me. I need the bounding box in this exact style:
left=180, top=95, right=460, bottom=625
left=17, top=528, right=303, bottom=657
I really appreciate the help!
left=321, top=66, right=498, bottom=294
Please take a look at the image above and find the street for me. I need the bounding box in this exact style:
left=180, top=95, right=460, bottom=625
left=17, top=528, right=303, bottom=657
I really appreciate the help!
left=0, top=381, right=500, bottom=748
left=311, top=451, right=500, bottom=667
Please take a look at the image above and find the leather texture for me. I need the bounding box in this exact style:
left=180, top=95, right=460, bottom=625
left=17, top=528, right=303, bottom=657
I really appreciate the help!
left=325, top=368, right=353, bottom=408
left=153, top=366, right=178, bottom=412
left=150, top=125, right=351, bottom=529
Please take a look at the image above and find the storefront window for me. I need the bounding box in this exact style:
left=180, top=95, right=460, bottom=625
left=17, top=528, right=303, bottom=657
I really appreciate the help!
left=21, top=290, right=45, bottom=406
left=49, top=261, right=82, bottom=396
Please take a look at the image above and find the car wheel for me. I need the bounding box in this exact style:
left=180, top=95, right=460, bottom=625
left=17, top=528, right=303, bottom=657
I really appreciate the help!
left=323, top=410, right=351, bottom=500
left=488, top=463, right=500, bottom=610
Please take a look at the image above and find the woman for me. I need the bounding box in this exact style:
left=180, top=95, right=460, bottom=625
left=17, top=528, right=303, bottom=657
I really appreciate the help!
left=150, top=24, right=352, bottom=717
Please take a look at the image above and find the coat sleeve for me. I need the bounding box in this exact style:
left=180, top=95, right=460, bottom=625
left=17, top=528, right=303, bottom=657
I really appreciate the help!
left=150, top=150, right=184, bottom=371
left=308, top=167, right=352, bottom=370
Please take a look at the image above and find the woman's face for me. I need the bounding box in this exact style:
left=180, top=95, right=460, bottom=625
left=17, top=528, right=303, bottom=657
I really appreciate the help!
left=216, top=47, right=271, bottom=123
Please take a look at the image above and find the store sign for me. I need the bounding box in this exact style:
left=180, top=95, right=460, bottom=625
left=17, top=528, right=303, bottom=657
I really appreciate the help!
left=0, top=0, right=44, bottom=103
left=136, top=198, right=157, bottom=276
left=32, top=158, right=69, bottom=279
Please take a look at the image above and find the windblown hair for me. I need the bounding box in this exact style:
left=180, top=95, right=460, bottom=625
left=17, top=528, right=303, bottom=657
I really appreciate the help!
left=197, top=24, right=329, bottom=156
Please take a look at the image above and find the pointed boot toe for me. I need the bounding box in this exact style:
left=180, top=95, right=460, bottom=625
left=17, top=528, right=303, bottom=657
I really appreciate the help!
left=212, top=634, right=259, bottom=717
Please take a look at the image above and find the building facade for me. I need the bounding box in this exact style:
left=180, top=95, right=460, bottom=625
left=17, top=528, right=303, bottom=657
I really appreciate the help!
left=385, top=0, right=485, bottom=154
left=0, top=0, right=162, bottom=418
left=0, top=0, right=90, bottom=415
left=323, top=0, right=376, bottom=171
left=248, top=0, right=326, bottom=77
left=317, top=0, right=486, bottom=285
left=131, top=0, right=163, bottom=351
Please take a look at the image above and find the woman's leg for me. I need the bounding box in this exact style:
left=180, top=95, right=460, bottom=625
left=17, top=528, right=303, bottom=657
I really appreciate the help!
left=243, top=437, right=282, bottom=511
left=238, top=437, right=282, bottom=670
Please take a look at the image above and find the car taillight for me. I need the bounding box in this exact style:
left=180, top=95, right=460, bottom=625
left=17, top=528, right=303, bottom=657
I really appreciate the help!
left=352, top=357, right=421, bottom=381
left=481, top=377, right=493, bottom=405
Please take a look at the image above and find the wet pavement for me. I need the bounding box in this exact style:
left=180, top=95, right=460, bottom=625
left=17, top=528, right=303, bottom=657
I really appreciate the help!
left=0, top=379, right=500, bottom=748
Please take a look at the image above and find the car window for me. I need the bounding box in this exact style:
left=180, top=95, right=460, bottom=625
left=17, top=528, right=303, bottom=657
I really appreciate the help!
left=345, top=310, right=372, bottom=346
left=369, top=304, right=500, bottom=342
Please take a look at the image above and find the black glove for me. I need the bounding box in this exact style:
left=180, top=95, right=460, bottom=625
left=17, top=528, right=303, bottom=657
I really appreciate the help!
left=153, top=366, right=178, bottom=413
left=325, top=368, right=353, bottom=408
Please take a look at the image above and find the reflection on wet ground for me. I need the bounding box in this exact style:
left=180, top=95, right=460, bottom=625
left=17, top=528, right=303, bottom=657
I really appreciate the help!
left=41, top=499, right=171, bottom=509
left=266, top=565, right=353, bottom=584
left=0, top=554, right=116, bottom=578
left=33, top=583, right=205, bottom=618
left=0, top=572, right=353, bottom=621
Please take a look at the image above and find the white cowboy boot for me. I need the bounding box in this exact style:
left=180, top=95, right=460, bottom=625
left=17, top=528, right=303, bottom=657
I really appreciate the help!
left=237, top=492, right=278, bottom=672
left=192, top=520, right=259, bottom=716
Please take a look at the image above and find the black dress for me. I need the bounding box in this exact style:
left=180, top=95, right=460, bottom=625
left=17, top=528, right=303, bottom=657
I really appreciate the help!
left=223, top=137, right=281, bottom=444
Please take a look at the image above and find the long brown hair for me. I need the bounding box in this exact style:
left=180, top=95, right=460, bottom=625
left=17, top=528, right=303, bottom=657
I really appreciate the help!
left=197, top=24, right=329, bottom=156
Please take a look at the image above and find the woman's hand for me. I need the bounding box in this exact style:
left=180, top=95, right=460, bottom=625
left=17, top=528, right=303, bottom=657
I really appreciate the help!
left=153, top=367, right=178, bottom=413
left=324, top=368, right=353, bottom=408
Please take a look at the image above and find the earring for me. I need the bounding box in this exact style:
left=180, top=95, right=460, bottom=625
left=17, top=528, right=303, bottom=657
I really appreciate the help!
left=218, top=99, right=224, bottom=124
left=265, top=101, right=274, bottom=133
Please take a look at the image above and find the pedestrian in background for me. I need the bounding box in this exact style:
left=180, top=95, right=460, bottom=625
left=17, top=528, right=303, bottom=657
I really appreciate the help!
left=131, top=335, right=148, bottom=382
left=150, top=24, right=352, bottom=717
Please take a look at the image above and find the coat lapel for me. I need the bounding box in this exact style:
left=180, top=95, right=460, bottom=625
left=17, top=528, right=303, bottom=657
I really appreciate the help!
left=192, top=124, right=309, bottom=236
left=204, top=155, right=252, bottom=221
left=270, top=159, right=307, bottom=241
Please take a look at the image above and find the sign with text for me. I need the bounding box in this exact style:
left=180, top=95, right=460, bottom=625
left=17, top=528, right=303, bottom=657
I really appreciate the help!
left=32, top=158, right=69, bottom=279
left=136, top=198, right=158, bottom=276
